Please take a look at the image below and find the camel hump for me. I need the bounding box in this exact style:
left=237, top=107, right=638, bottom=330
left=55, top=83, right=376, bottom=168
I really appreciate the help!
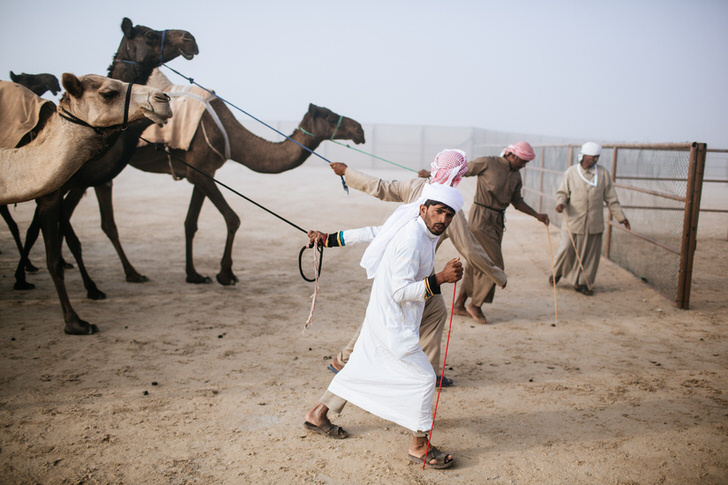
left=0, top=81, right=55, bottom=148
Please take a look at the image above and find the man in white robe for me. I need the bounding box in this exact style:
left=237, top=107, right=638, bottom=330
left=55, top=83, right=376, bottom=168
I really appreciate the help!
left=304, top=183, right=464, bottom=469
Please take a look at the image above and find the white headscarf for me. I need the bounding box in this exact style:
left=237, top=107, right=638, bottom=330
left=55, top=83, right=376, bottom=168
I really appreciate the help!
left=360, top=183, right=464, bottom=278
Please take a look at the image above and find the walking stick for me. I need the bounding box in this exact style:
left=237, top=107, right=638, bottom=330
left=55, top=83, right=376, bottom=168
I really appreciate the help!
left=423, top=281, right=457, bottom=470
left=561, top=215, right=592, bottom=292
left=546, top=225, right=558, bottom=325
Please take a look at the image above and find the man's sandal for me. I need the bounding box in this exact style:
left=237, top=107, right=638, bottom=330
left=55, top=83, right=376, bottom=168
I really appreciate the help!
left=407, top=445, right=455, bottom=469
left=303, top=421, right=348, bottom=439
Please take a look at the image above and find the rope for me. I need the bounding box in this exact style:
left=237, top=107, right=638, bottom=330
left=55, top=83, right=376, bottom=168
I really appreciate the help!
left=160, top=63, right=349, bottom=194
left=423, top=280, right=457, bottom=470
left=140, top=135, right=307, bottom=234
left=562, top=215, right=592, bottom=292
left=298, top=244, right=324, bottom=283
left=546, top=225, right=558, bottom=325
left=329, top=139, right=419, bottom=173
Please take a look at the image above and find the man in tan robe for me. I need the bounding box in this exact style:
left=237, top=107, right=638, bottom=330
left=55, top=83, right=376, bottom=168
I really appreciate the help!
left=322, top=150, right=507, bottom=385
left=551, top=142, right=630, bottom=295
left=452, top=142, right=550, bottom=323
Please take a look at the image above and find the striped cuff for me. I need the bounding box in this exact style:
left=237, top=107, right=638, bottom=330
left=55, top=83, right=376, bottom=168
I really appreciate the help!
left=424, top=275, right=441, bottom=299
left=324, top=231, right=345, bottom=247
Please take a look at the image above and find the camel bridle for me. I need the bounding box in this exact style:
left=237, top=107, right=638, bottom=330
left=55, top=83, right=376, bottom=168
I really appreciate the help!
left=59, top=82, right=135, bottom=135
left=297, top=114, right=344, bottom=140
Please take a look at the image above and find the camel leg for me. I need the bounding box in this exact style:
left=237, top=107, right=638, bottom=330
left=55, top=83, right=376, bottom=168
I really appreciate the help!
left=2, top=204, right=39, bottom=272
left=188, top=175, right=240, bottom=286
left=93, top=183, right=149, bottom=283
left=14, top=206, right=41, bottom=290
left=35, top=192, right=98, bottom=335
left=58, top=211, right=107, bottom=301
left=184, top=186, right=212, bottom=284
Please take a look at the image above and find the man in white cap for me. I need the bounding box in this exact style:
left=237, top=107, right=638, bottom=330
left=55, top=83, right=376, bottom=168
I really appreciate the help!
left=303, top=183, right=463, bottom=469
left=551, top=142, right=631, bottom=295
left=451, top=142, right=550, bottom=323
left=319, top=150, right=506, bottom=386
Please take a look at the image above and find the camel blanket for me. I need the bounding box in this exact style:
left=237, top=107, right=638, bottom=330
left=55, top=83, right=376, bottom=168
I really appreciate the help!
left=139, top=68, right=230, bottom=158
left=0, top=81, right=54, bottom=149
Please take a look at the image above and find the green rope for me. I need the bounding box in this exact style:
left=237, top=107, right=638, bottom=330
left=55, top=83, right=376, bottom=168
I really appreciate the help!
left=329, top=139, right=419, bottom=173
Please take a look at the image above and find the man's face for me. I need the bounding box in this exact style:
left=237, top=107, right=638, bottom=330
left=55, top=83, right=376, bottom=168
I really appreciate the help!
left=506, top=153, right=529, bottom=171
left=420, top=203, right=456, bottom=236
left=581, top=154, right=599, bottom=169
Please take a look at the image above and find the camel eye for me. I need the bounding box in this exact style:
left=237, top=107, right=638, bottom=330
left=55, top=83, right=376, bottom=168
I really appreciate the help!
left=99, top=89, right=120, bottom=101
left=145, top=31, right=158, bottom=44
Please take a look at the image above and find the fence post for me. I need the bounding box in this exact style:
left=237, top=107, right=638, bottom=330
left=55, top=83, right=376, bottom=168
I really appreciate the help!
left=605, top=146, right=619, bottom=259
left=677, top=142, right=707, bottom=309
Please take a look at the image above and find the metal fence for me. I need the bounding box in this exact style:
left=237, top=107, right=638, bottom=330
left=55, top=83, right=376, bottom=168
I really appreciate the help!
left=495, top=143, right=709, bottom=309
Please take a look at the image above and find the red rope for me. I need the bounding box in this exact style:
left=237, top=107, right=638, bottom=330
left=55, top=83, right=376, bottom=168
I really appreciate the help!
left=422, top=281, right=456, bottom=469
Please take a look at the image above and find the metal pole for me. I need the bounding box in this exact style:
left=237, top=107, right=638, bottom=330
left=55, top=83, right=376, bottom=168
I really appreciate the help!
left=605, top=146, right=618, bottom=259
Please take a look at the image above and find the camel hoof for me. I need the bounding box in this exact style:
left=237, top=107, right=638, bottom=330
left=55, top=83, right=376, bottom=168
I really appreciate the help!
left=13, top=281, right=35, bottom=291
left=186, top=275, right=212, bottom=284
left=25, top=262, right=39, bottom=273
left=126, top=273, right=149, bottom=283
left=87, top=288, right=107, bottom=300
left=216, top=272, right=237, bottom=286
left=64, top=321, right=99, bottom=335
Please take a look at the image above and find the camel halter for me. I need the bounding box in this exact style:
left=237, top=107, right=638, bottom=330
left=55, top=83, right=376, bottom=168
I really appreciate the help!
left=59, top=82, right=134, bottom=135
left=297, top=115, right=343, bottom=141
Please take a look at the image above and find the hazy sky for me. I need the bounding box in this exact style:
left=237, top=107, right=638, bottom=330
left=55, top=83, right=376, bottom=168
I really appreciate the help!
left=1, top=0, right=726, bottom=148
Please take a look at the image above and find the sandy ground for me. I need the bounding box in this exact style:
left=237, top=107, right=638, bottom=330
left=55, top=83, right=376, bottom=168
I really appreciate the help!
left=0, top=164, right=726, bottom=484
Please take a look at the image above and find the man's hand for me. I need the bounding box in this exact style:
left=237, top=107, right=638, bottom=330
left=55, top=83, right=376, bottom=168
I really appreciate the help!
left=435, top=258, right=463, bottom=285
left=307, top=230, right=327, bottom=247
left=418, top=169, right=431, bottom=179
left=555, top=203, right=565, bottom=213
left=536, top=213, right=550, bottom=226
left=330, top=162, right=347, bottom=177
left=621, top=218, right=631, bottom=231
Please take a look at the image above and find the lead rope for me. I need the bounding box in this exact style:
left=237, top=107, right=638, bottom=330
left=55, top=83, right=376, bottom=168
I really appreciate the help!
left=423, top=281, right=457, bottom=470
left=161, top=63, right=349, bottom=194
left=139, top=134, right=323, bottom=284
left=302, top=242, right=323, bottom=333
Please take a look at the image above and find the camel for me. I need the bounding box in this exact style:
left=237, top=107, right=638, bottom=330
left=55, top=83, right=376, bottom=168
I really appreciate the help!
left=9, top=71, right=61, bottom=96
left=7, top=18, right=197, bottom=336
left=12, top=18, right=198, bottom=305
left=0, top=73, right=171, bottom=335
left=0, top=74, right=171, bottom=204
left=126, top=99, right=365, bottom=285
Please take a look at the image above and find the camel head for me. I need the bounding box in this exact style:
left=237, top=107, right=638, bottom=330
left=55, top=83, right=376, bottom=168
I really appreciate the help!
left=114, top=17, right=199, bottom=69
left=302, top=104, right=366, bottom=145
left=59, top=73, right=172, bottom=129
left=9, top=71, right=61, bottom=96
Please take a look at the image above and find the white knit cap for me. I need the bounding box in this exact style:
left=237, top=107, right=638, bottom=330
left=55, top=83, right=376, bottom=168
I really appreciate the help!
left=580, top=142, right=602, bottom=156
left=360, top=183, right=463, bottom=278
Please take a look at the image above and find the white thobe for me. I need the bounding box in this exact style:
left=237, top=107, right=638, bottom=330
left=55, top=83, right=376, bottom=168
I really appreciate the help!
left=327, top=217, right=438, bottom=432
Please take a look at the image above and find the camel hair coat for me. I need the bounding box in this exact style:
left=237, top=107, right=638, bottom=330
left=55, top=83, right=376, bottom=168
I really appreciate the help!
left=552, top=163, right=627, bottom=288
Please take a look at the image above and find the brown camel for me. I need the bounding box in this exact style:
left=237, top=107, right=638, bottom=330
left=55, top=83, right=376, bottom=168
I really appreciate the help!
left=9, top=71, right=61, bottom=96
left=126, top=100, right=365, bottom=285
left=0, top=74, right=171, bottom=335
left=12, top=18, right=198, bottom=307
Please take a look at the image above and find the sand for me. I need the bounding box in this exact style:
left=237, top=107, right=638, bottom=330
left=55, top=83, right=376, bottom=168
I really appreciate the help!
left=0, top=164, right=726, bottom=484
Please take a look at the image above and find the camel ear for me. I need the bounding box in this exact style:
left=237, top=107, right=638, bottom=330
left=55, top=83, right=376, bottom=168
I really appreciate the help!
left=121, top=18, right=134, bottom=38
left=308, top=103, right=321, bottom=116
left=61, top=73, right=84, bottom=98
left=9, top=71, right=17, bottom=82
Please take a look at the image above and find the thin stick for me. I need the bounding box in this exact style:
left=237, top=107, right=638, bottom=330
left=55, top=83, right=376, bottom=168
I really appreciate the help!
left=562, top=215, right=592, bottom=292
left=423, top=281, right=457, bottom=470
left=546, top=225, right=558, bottom=325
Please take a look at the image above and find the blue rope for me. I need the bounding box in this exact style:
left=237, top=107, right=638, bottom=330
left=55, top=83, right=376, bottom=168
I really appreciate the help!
left=161, top=63, right=348, bottom=194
